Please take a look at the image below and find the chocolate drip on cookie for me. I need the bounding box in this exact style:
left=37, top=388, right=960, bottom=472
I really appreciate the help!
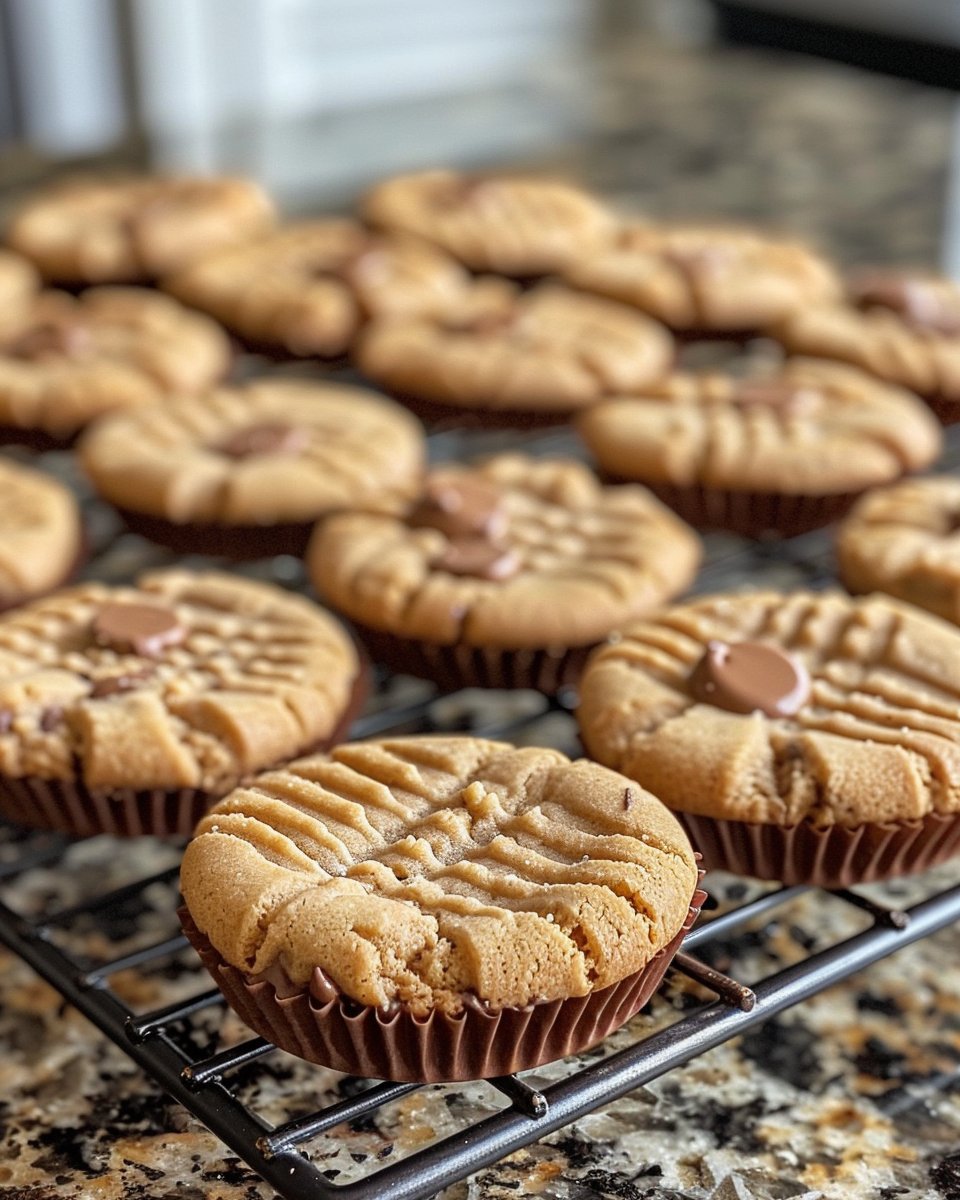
left=408, top=477, right=507, bottom=540
left=690, top=639, right=810, bottom=718
left=409, top=476, right=523, bottom=581
left=434, top=537, right=521, bottom=581
left=93, top=602, right=186, bottom=658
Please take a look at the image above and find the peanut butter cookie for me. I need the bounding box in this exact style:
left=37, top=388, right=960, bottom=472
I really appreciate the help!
left=565, top=222, right=839, bottom=335
left=0, top=570, right=362, bottom=837
left=578, top=589, right=960, bottom=884
left=0, top=456, right=82, bottom=609
left=355, top=283, right=674, bottom=425
left=7, top=174, right=275, bottom=283
left=837, top=476, right=960, bottom=622
left=772, top=270, right=960, bottom=422
left=180, top=734, right=700, bottom=1080
left=80, top=379, right=425, bottom=557
left=164, top=220, right=482, bottom=359
left=308, top=453, right=700, bottom=693
left=362, top=168, right=614, bottom=276
left=578, top=358, right=941, bottom=537
left=0, top=250, right=40, bottom=338
left=0, top=287, right=230, bottom=445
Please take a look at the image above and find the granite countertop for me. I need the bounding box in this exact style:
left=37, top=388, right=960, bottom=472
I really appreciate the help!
left=3, top=32, right=960, bottom=1200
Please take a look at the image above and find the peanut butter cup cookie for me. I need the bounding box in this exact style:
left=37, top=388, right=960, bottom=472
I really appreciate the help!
left=362, top=168, right=614, bottom=276
left=355, top=283, right=674, bottom=426
left=0, top=456, right=82, bottom=609
left=0, top=571, right=362, bottom=837
left=772, top=270, right=960, bottom=422
left=7, top=174, right=275, bottom=284
left=308, top=454, right=700, bottom=693
left=0, top=250, right=39, bottom=338
left=837, top=477, right=960, bottom=622
left=565, top=222, right=839, bottom=336
left=0, top=287, right=230, bottom=446
left=164, top=220, right=481, bottom=359
left=578, top=589, right=960, bottom=885
left=578, top=358, right=941, bottom=537
left=80, top=379, right=425, bottom=558
left=180, top=734, right=701, bottom=1081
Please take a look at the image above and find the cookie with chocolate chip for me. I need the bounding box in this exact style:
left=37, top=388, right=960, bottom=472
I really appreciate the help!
left=836, top=476, right=960, bottom=623
left=355, top=282, right=674, bottom=426
left=180, top=734, right=701, bottom=1080
left=0, top=570, right=362, bottom=837
left=7, top=174, right=275, bottom=284
left=308, top=453, right=700, bottom=693
left=163, top=219, right=482, bottom=359
left=361, top=168, right=614, bottom=276
left=771, top=269, right=960, bottom=422
left=0, top=287, right=231, bottom=446
left=565, top=222, right=840, bottom=335
left=79, top=378, right=426, bottom=558
left=577, top=357, right=942, bottom=537
left=578, top=589, right=960, bottom=885
left=0, top=456, right=82, bottom=609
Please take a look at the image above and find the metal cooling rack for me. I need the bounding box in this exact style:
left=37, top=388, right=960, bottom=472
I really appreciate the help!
left=2, top=404, right=960, bottom=1200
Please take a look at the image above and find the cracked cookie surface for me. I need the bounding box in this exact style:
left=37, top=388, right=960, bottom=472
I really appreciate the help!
left=577, top=358, right=941, bottom=494
left=0, top=287, right=230, bottom=440
left=565, top=222, right=839, bottom=332
left=163, top=219, right=481, bottom=358
left=362, top=168, right=614, bottom=275
left=181, top=734, right=698, bottom=1014
left=0, top=456, right=81, bottom=608
left=7, top=174, right=275, bottom=283
left=308, top=454, right=700, bottom=650
left=578, top=589, right=960, bottom=827
left=0, top=570, right=359, bottom=794
left=355, top=283, right=673, bottom=416
left=80, top=378, right=425, bottom=526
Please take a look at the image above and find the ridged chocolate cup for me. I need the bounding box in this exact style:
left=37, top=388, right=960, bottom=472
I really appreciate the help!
left=925, top=394, right=960, bottom=426
left=179, top=882, right=706, bottom=1083
left=0, top=665, right=369, bottom=840
left=635, top=481, right=862, bottom=539
left=0, top=424, right=78, bottom=452
left=678, top=809, right=960, bottom=887
left=378, top=390, right=576, bottom=430
left=113, top=507, right=314, bottom=560
left=352, top=622, right=597, bottom=694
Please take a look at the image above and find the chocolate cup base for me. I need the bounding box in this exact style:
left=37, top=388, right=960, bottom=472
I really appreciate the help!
left=227, top=329, right=353, bottom=366
left=604, top=478, right=861, bottom=538
left=114, top=508, right=313, bottom=560
left=352, top=622, right=596, bottom=694
left=0, top=665, right=369, bottom=839
left=678, top=809, right=960, bottom=887
left=381, top=390, right=576, bottom=431
left=0, top=425, right=77, bottom=452
left=179, top=883, right=706, bottom=1083
left=925, top=394, right=960, bottom=426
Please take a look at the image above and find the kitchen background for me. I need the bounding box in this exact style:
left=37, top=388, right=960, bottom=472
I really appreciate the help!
left=4, top=4, right=960, bottom=1200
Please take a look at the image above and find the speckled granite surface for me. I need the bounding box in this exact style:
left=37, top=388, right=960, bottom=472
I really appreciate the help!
left=3, top=31, right=960, bottom=1200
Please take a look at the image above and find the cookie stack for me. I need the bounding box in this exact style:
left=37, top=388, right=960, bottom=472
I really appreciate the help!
left=5, top=162, right=960, bottom=1085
